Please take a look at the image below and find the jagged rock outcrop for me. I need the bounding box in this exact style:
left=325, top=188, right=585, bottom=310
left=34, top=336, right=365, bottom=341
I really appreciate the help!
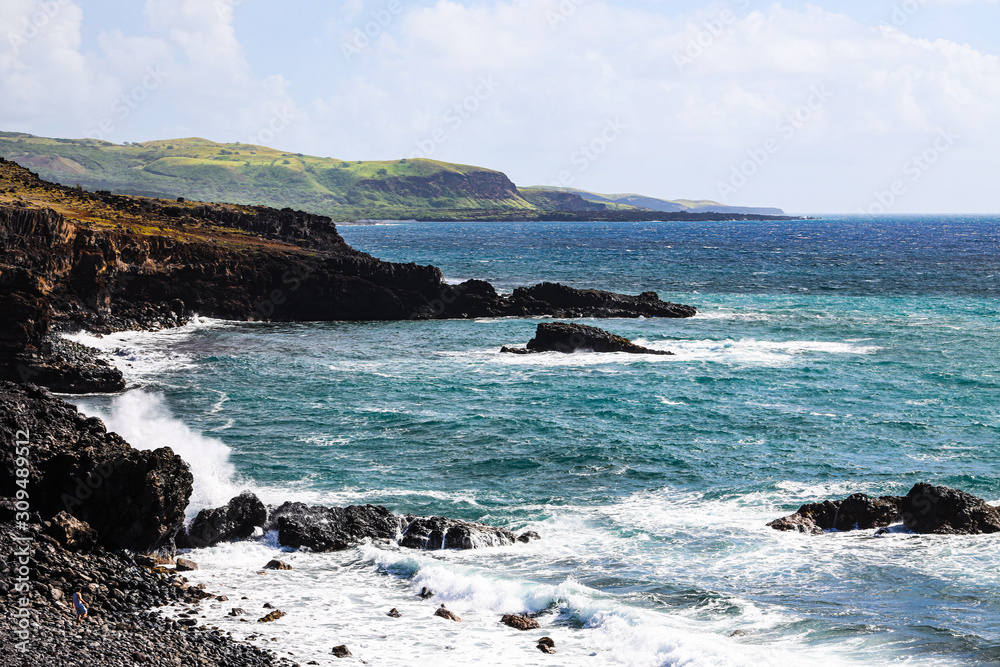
left=0, top=159, right=697, bottom=392
left=182, top=490, right=267, bottom=548
left=191, top=493, right=520, bottom=553
left=899, top=483, right=1000, bottom=535
left=399, top=514, right=517, bottom=550
left=501, top=321, right=674, bottom=355
left=0, top=382, right=192, bottom=552
left=270, top=502, right=400, bottom=552
left=768, top=484, right=1000, bottom=536
left=768, top=493, right=901, bottom=535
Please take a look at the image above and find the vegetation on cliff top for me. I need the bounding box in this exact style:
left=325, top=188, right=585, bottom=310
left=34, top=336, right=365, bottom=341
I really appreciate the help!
left=0, top=132, right=791, bottom=221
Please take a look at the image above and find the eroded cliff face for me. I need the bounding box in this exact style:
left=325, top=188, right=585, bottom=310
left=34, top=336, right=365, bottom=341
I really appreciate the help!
left=0, top=158, right=696, bottom=392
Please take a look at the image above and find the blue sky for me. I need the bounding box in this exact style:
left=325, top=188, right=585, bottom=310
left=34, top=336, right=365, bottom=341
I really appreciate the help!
left=2, top=0, right=999, bottom=213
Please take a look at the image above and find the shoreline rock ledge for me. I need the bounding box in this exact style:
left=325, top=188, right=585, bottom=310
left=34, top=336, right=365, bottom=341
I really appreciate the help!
left=501, top=321, right=675, bottom=355
left=767, top=483, right=1000, bottom=535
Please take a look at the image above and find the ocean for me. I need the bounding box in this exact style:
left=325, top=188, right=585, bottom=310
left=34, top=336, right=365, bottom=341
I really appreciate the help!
left=68, top=216, right=1000, bottom=666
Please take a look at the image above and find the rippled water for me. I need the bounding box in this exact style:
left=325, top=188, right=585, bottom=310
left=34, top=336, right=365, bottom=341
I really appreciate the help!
left=71, top=216, right=1000, bottom=666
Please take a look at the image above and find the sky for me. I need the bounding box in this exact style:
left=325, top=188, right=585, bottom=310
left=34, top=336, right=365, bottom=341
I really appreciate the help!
left=1, top=0, right=998, bottom=214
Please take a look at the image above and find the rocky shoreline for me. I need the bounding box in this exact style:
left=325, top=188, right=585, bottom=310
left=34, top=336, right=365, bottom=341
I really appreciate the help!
left=0, top=381, right=546, bottom=664
left=0, top=158, right=697, bottom=394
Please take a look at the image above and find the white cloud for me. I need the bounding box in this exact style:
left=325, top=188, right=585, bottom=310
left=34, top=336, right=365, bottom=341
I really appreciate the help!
left=1, top=0, right=997, bottom=212
left=304, top=0, right=1000, bottom=212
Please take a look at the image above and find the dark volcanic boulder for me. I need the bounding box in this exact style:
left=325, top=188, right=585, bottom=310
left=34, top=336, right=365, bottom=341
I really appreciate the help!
left=270, top=502, right=401, bottom=552
left=183, top=491, right=267, bottom=548
left=264, top=501, right=518, bottom=552
left=502, top=321, right=673, bottom=355
left=399, top=515, right=516, bottom=550
left=768, top=494, right=901, bottom=534
left=0, top=382, right=192, bottom=553
left=43, top=510, right=98, bottom=552
left=899, top=483, right=1000, bottom=535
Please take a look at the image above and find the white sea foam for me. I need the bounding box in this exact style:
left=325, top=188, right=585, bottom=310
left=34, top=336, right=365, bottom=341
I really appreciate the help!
left=73, top=390, right=246, bottom=516
left=62, top=316, right=228, bottom=382
left=166, top=536, right=843, bottom=667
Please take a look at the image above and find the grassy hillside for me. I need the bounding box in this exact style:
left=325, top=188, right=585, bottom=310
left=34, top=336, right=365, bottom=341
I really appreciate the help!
left=0, top=132, right=789, bottom=220
left=0, top=133, right=534, bottom=220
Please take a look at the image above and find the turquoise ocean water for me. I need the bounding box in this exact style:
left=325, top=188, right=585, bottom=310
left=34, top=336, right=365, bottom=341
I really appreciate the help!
left=72, top=216, right=1000, bottom=666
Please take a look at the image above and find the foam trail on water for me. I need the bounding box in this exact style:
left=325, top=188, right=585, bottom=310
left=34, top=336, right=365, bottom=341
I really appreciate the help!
left=75, top=390, right=244, bottom=516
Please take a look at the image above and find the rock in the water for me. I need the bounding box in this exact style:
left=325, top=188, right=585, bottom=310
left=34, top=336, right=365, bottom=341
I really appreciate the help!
left=537, top=637, right=556, bottom=654
left=517, top=531, right=541, bottom=543
left=257, top=610, right=286, bottom=623
left=387, top=608, right=402, bottom=618
left=175, top=558, right=199, bottom=572
left=183, top=491, right=267, bottom=548
left=434, top=604, right=461, bottom=622
left=502, top=322, right=674, bottom=355
left=768, top=494, right=901, bottom=534
left=399, top=515, right=517, bottom=550
left=331, top=645, right=352, bottom=658
left=0, top=382, right=192, bottom=553
left=44, top=511, right=98, bottom=552
left=228, top=608, right=245, bottom=616
left=271, top=502, right=400, bottom=552
left=419, top=587, right=433, bottom=599
left=501, top=614, right=540, bottom=631
left=263, top=559, right=293, bottom=570
left=899, top=483, right=1000, bottom=535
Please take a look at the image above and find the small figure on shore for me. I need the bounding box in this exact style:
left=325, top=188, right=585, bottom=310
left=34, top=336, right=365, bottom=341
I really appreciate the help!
left=72, top=588, right=88, bottom=625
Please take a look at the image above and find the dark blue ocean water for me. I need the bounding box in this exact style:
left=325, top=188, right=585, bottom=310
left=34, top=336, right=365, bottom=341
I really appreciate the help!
left=74, top=216, right=1000, bottom=666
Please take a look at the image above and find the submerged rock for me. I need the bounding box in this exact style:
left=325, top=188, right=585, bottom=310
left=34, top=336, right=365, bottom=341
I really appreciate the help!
left=263, top=559, right=293, bottom=571
left=768, top=483, right=1000, bottom=536
left=501, top=322, right=674, bottom=355
left=257, top=610, right=286, bottom=623
left=537, top=637, right=556, bottom=654
left=331, top=645, right=352, bottom=658
left=899, top=483, right=1000, bottom=535
left=435, top=604, right=461, bottom=622
left=501, top=614, right=540, bottom=631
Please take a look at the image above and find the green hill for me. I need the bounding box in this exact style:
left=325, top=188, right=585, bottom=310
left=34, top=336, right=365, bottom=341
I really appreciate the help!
left=0, top=133, right=534, bottom=220
left=0, top=132, right=788, bottom=220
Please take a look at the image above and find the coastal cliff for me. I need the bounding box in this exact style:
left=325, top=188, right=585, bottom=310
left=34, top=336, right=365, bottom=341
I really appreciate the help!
left=0, top=158, right=696, bottom=392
